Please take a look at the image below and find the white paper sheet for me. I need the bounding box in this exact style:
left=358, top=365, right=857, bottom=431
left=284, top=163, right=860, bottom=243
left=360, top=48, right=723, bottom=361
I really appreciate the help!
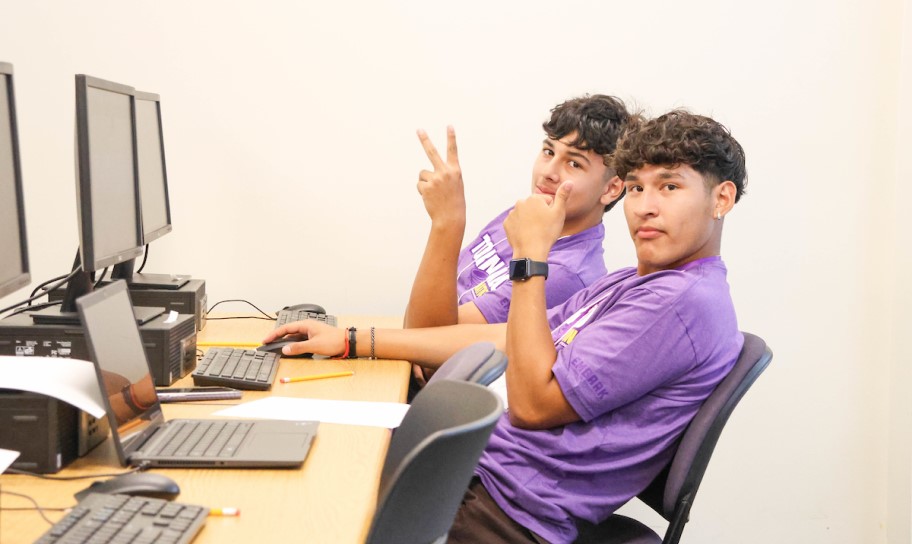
left=487, top=374, right=509, bottom=409
left=0, top=356, right=107, bottom=418
left=0, top=448, right=20, bottom=473
left=213, top=396, right=411, bottom=428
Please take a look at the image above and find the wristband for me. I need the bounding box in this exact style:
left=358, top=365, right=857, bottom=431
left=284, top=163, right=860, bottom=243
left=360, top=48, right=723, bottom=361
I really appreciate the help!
left=336, top=329, right=350, bottom=359
left=370, top=326, right=376, bottom=359
left=348, top=327, right=358, bottom=359
left=121, top=385, right=142, bottom=414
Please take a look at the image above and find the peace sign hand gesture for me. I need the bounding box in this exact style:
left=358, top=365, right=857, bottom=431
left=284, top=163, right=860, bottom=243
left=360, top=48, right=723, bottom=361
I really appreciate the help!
left=416, top=126, right=466, bottom=228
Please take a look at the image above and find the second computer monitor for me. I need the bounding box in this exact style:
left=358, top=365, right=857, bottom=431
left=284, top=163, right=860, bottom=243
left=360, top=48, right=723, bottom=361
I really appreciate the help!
left=0, top=62, right=30, bottom=300
left=134, top=91, right=171, bottom=244
left=115, top=90, right=187, bottom=290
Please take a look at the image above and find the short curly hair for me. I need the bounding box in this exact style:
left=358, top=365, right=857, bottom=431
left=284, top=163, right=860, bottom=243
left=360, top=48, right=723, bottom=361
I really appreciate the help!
left=542, top=95, right=633, bottom=212
left=612, top=110, right=747, bottom=202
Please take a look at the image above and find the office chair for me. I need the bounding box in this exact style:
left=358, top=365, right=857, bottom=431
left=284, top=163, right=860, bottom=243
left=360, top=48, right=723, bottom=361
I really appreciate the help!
left=575, top=332, right=773, bottom=544
left=366, top=379, right=504, bottom=544
left=427, top=341, right=508, bottom=386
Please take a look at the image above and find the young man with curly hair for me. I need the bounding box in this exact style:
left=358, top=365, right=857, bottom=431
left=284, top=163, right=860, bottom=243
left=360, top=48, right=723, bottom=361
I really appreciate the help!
left=266, top=110, right=748, bottom=543
left=404, top=95, right=634, bottom=329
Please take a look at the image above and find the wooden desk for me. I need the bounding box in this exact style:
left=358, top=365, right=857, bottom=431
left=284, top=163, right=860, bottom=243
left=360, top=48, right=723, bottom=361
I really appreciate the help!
left=0, top=314, right=409, bottom=544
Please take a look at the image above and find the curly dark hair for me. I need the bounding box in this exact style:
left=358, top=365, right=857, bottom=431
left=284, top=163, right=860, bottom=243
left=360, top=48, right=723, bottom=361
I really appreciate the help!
left=612, top=110, right=747, bottom=202
left=543, top=94, right=634, bottom=212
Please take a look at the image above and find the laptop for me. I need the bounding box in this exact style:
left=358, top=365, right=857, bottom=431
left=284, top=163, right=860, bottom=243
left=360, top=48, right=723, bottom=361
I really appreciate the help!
left=76, top=280, right=318, bottom=468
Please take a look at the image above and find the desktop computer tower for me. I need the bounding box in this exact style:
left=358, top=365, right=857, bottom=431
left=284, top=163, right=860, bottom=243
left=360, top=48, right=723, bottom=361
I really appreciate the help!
left=0, top=311, right=197, bottom=386
left=0, top=390, right=110, bottom=473
left=129, top=279, right=207, bottom=332
left=48, top=279, right=207, bottom=332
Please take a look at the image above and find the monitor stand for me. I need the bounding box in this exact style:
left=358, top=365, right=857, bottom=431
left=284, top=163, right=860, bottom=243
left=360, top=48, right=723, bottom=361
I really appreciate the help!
left=111, top=260, right=190, bottom=291
left=30, top=254, right=166, bottom=326
left=127, top=273, right=191, bottom=291
left=29, top=304, right=165, bottom=326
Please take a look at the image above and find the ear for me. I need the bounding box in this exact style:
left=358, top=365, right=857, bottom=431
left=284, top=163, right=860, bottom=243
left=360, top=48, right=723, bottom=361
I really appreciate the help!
left=600, top=175, right=624, bottom=206
left=713, top=180, right=737, bottom=219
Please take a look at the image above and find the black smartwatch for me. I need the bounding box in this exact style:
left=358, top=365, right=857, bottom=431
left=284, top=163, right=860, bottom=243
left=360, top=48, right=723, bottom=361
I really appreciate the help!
left=509, top=258, right=549, bottom=281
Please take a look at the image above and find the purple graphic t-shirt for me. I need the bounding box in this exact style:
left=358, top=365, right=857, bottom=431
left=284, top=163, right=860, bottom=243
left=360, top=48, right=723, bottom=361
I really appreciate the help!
left=456, top=208, right=607, bottom=323
left=476, top=257, right=742, bottom=543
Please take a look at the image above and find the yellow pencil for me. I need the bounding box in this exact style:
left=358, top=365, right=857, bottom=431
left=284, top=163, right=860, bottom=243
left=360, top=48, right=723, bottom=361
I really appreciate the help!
left=197, top=342, right=261, bottom=348
left=209, top=507, right=240, bottom=517
left=280, top=370, right=354, bottom=383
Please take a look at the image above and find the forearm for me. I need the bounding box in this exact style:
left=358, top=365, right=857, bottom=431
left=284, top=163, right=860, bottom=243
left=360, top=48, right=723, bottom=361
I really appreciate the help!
left=358, top=322, right=506, bottom=368
left=403, top=220, right=466, bottom=328
left=504, top=278, right=563, bottom=423
left=503, top=236, right=579, bottom=428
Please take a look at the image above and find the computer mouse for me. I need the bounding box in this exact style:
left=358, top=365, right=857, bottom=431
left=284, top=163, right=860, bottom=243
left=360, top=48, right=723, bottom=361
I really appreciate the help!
left=257, top=333, right=313, bottom=358
left=282, top=303, right=326, bottom=315
left=74, top=472, right=180, bottom=502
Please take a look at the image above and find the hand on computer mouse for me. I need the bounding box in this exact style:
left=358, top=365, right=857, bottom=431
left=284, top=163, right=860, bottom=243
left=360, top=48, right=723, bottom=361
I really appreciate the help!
left=263, top=320, right=345, bottom=358
left=256, top=334, right=313, bottom=359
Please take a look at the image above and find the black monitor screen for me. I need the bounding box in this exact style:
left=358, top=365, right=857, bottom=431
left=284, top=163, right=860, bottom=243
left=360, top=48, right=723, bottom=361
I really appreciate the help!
left=75, top=75, right=143, bottom=272
left=134, top=92, right=171, bottom=243
left=0, top=63, right=30, bottom=299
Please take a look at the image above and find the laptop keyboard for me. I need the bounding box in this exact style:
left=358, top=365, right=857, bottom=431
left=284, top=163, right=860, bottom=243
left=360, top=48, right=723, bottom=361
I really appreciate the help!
left=192, top=347, right=278, bottom=390
left=275, top=309, right=337, bottom=328
left=35, top=493, right=206, bottom=544
left=148, top=420, right=254, bottom=458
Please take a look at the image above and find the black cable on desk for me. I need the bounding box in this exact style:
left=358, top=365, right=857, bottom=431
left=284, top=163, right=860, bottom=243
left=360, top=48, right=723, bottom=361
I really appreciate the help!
left=206, top=298, right=276, bottom=320
left=4, top=462, right=148, bottom=481
left=0, top=490, right=67, bottom=525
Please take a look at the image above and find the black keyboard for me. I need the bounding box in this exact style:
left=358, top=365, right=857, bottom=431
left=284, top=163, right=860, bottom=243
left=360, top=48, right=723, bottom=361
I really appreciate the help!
left=275, top=309, right=337, bottom=328
left=191, top=348, right=278, bottom=390
left=35, top=493, right=206, bottom=544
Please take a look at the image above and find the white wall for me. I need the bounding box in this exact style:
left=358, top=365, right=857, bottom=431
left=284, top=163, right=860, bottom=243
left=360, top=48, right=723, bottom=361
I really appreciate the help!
left=0, top=1, right=907, bottom=542
left=888, top=0, right=912, bottom=542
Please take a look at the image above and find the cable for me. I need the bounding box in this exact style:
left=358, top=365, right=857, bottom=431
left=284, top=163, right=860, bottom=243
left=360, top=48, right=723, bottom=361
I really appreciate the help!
left=0, top=491, right=63, bottom=525
left=135, top=244, right=150, bottom=273
left=94, top=267, right=109, bottom=287
left=0, top=267, right=83, bottom=317
left=205, top=316, right=276, bottom=321
left=6, top=300, right=61, bottom=318
left=5, top=462, right=148, bottom=481
left=28, top=272, right=69, bottom=300
left=205, top=299, right=276, bottom=320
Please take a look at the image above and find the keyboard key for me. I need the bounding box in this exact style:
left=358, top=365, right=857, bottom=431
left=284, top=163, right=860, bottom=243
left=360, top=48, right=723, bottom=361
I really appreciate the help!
left=275, top=310, right=338, bottom=328
left=192, top=347, right=278, bottom=390
left=36, top=494, right=206, bottom=544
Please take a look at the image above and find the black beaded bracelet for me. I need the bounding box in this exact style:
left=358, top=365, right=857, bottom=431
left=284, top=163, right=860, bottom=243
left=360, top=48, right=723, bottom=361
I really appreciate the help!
left=348, top=327, right=358, bottom=359
left=370, top=326, right=376, bottom=359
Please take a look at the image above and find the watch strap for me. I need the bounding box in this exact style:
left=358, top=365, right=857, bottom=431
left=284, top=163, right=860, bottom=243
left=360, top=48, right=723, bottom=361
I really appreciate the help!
left=509, top=258, right=549, bottom=281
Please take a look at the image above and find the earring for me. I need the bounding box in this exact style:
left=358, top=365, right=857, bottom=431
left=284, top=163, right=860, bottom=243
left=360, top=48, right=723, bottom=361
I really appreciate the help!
left=715, top=211, right=722, bottom=220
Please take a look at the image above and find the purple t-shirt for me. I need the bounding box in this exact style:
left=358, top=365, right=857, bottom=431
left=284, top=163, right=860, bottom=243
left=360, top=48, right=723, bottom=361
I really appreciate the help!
left=456, top=207, right=607, bottom=323
left=475, top=257, right=742, bottom=543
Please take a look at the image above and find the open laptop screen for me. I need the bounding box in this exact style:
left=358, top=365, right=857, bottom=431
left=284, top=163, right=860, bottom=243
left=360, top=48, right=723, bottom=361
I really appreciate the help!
left=77, top=280, right=166, bottom=462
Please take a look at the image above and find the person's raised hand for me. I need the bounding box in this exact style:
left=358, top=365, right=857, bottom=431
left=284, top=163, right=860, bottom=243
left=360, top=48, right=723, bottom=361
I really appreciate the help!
left=416, top=126, right=466, bottom=228
left=504, top=181, right=573, bottom=260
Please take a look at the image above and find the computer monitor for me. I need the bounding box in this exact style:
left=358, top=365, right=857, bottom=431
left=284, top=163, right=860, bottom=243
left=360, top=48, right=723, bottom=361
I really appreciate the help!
left=31, top=75, right=162, bottom=325
left=0, top=62, right=30, bottom=301
left=110, top=90, right=187, bottom=290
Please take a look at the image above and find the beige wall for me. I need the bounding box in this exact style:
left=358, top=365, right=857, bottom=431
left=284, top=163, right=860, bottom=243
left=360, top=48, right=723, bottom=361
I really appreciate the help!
left=888, top=0, right=912, bottom=542
left=1, top=1, right=908, bottom=541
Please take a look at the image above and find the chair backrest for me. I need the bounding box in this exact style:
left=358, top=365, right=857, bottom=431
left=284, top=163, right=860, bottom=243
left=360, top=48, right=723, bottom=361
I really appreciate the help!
left=637, top=332, right=773, bottom=543
left=427, top=341, right=507, bottom=386
left=366, top=379, right=504, bottom=544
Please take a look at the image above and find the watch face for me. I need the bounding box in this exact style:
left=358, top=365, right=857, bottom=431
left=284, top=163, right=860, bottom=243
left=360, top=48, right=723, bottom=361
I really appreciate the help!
left=509, top=259, right=529, bottom=280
